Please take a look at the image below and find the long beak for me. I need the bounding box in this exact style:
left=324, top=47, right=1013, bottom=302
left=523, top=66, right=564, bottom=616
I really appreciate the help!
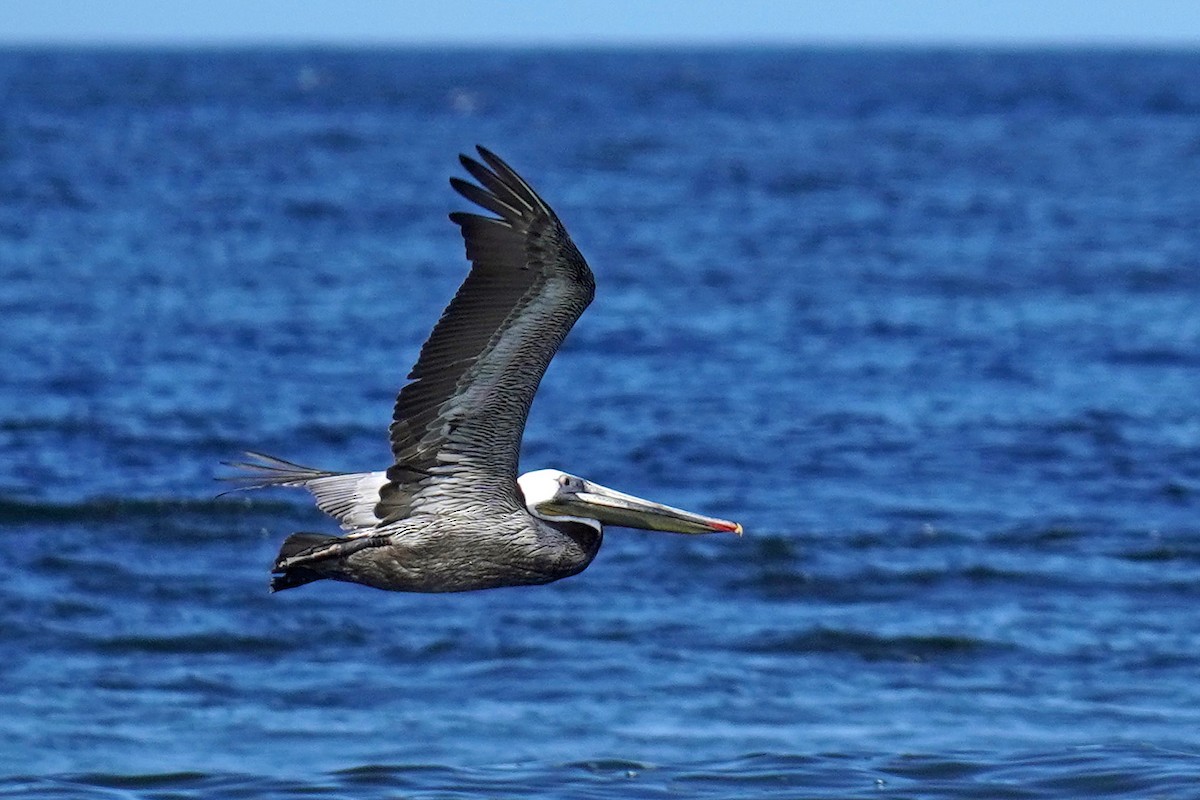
left=558, top=480, right=742, bottom=535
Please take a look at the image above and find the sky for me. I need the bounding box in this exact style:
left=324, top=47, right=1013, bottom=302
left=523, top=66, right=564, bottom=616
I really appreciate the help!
left=1, top=0, right=1198, bottom=46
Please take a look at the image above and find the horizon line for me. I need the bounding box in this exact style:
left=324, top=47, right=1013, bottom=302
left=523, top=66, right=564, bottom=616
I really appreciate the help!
left=2, top=36, right=1199, bottom=50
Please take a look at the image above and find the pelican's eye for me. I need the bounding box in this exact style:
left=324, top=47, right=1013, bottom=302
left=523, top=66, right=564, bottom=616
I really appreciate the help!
left=558, top=475, right=572, bottom=487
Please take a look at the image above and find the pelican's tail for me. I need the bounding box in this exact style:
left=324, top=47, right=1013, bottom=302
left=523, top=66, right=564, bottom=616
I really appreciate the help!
left=269, top=532, right=337, bottom=592
left=221, top=451, right=388, bottom=532
left=270, top=531, right=388, bottom=592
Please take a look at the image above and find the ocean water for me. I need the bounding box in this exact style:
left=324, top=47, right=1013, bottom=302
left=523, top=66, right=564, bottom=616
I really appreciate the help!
left=2, top=47, right=1200, bottom=797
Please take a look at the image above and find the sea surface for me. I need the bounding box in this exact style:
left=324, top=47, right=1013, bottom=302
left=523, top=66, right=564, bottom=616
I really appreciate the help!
left=2, top=47, right=1199, bottom=798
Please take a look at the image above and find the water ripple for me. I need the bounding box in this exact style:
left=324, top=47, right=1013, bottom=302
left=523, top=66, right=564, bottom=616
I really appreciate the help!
left=6, top=747, right=1198, bottom=799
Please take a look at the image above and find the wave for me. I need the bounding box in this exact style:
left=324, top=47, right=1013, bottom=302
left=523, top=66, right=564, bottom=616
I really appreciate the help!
left=9, top=745, right=1198, bottom=799
left=87, top=632, right=292, bottom=657
left=0, top=495, right=299, bottom=524
left=740, top=627, right=1008, bottom=662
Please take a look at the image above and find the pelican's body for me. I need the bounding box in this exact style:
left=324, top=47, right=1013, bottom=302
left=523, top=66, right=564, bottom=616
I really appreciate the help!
left=273, top=500, right=602, bottom=594
left=230, top=148, right=740, bottom=593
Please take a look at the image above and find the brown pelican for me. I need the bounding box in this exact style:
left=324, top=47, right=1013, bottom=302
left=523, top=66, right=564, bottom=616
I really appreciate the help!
left=229, top=147, right=741, bottom=593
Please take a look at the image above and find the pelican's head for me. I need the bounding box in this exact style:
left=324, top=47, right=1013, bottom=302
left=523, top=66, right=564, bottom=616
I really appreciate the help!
left=517, top=469, right=742, bottom=536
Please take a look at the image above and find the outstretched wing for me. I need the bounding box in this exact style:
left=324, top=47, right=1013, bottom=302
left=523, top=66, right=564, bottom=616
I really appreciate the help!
left=375, top=147, right=595, bottom=524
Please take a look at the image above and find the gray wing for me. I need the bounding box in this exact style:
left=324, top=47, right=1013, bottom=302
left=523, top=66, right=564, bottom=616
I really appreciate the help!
left=375, top=146, right=595, bottom=524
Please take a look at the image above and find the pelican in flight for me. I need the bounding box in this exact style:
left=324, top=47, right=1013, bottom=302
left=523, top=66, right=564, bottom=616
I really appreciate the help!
left=230, top=147, right=741, bottom=593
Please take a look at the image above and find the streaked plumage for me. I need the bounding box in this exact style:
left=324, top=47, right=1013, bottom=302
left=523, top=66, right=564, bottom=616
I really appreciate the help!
left=229, top=147, right=740, bottom=593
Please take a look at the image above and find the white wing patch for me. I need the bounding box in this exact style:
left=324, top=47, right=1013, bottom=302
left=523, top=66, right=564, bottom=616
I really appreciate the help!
left=227, top=453, right=389, bottom=532
left=304, top=471, right=390, bottom=531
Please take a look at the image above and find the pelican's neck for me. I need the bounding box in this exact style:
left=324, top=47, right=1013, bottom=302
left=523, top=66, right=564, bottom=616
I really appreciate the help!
left=535, top=516, right=604, bottom=575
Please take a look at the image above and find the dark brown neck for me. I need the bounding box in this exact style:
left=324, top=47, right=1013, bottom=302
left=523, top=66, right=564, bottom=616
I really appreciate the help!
left=545, top=518, right=604, bottom=572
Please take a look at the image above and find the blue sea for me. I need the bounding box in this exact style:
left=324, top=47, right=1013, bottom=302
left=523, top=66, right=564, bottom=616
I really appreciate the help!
left=2, top=47, right=1200, bottom=797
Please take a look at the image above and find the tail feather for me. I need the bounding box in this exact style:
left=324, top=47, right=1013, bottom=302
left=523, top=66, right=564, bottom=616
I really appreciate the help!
left=270, top=567, right=323, bottom=592
left=269, top=531, right=389, bottom=593
left=270, top=532, right=340, bottom=593
left=275, top=531, right=341, bottom=564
